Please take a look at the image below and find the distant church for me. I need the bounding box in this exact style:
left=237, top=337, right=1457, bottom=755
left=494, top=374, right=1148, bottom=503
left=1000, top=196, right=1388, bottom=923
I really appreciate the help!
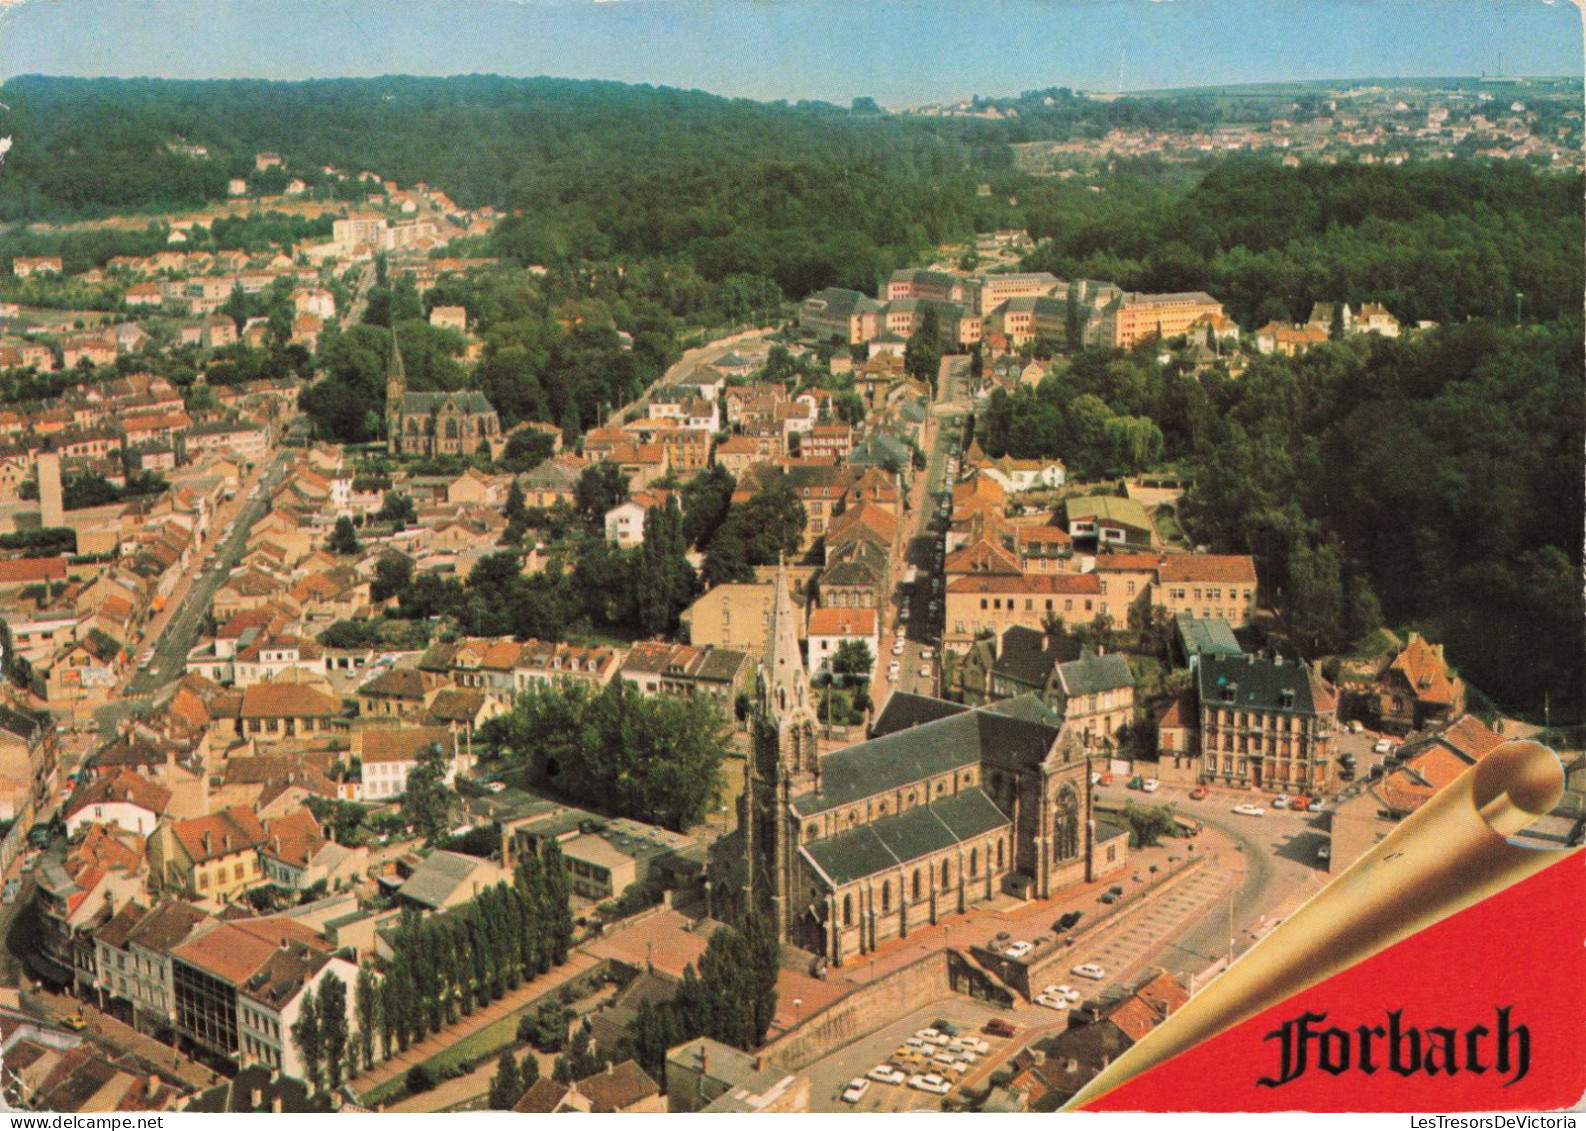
left=385, top=327, right=501, bottom=457
left=740, top=562, right=1104, bottom=967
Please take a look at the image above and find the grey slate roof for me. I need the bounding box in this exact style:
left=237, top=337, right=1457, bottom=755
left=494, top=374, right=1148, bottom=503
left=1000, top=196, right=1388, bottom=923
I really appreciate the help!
left=400, top=390, right=496, bottom=414
left=1094, top=819, right=1128, bottom=845
left=796, top=705, right=1060, bottom=816
left=1056, top=649, right=1136, bottom=697
left=870, top=692, right=969, bottom=737
left=800, top=787, right=1011, bottom=887
left=1196, top=654, right=1317, bottom=715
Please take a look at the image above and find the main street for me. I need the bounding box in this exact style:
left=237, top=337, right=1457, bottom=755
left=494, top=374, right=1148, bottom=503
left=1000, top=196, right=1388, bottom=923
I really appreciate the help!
left=95, top=450, right=293, bottom=737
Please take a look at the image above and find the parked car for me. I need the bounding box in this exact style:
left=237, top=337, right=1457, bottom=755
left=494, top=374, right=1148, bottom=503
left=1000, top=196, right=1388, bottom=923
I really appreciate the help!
left=908, top=1074, right=951, bottom=1095
left=62, top=1015, right=88, bottom=1031
left=1099, top=891, right=1119, bottom=904
left=1189, top=785, right=1208, bottom=800
left=841, top=1078, right=870, bottom=1104
left=1232, top=803, right=1266, bottom=817
left=1373, top=738, right=1393, bottom=755
left=1098, top=773, right=1114, bottom=786
left=1035, top=994, right=1068, bottom=1010
left=920, top=647, right=935, bottom=661
left=930, top=1019, right=960, bottom=1038
left=1127, top=775, right=1145, bottom=790
left=1349, top=720, right=1364, bottom=733
left=1272, top=795, right=1290, bottom=809
left=1290, top=795, right=1312, bottom=812
left=1055, top=910, right=1083, bottom=930
left=868, top=1065, right=907, bottom=1085
left=1141, top=779, right=1161, bottom=793
left=1071, top=963, right=1107, bottom=980
left=1003, top=941, right=1033, bottom=959
left=984, top=1019, right=1017, bottom=1038
left=1317, top=844, right=1332, bottom=862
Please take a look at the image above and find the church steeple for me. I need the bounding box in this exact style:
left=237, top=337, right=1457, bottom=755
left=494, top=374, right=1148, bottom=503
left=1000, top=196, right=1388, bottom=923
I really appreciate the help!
left=385, top=324, right=406, bottom=452
left=764, top=556, right=809, bottom=721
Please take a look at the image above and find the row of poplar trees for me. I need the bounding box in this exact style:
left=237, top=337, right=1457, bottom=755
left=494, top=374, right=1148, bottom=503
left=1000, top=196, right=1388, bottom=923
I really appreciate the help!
left=295, top=843, right=577, bottom=1086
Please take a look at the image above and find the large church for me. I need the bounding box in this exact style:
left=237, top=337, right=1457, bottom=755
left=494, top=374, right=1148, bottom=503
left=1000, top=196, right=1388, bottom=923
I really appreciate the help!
left=740, top=564, right=1102, bottom=967
left=385, top=327, right=501, bottom=457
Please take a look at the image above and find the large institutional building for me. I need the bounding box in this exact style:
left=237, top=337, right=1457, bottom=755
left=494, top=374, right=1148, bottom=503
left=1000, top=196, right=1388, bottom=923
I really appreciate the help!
left=740, top=565, right=1100, bottom=966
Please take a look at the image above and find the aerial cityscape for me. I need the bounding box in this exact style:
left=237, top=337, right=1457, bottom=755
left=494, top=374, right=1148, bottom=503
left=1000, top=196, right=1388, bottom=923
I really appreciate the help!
left=0, top=0, right=1578, bottom=1116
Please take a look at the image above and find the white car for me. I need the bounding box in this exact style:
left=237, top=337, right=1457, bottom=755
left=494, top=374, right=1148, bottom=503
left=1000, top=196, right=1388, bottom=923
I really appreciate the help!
left=1071, top=963, right=1107, bottom=981
left=887, top=669, right=898, bottom=682
left=868, top=1065, right=907, bottom=1085
left=914, top=1028, right=943, bottom=1042
left=1373, top=738, right=1393, bottom=755
left=1141, top=779, right=1161, bottom=793
left=1317, top=844, right=1332, bottom=862
left=1035, top=994, right=1068, bottom=1010
left=1232, top=803, right=1266, bottom=817
left=1044, top=984, right=1080, bottom=1003
left=1003, top=941, right=1033, bottom=959
left=918, top=665, right=931, bottom=678
left=888, top=660, right=902, bottom=673
left=1272, top=794, right=1290, bottom=809
left=841, top=1078, right=870, bottom=1104
left=908, top=1074, right=951, bottom=1095
left=956, top=1037, right=990, bottom=1055
left=892, top=641, right=906, bottom=656
left=921, top=647, right=935, bottom=661
left=906, top=1036, right=931, bottom=1050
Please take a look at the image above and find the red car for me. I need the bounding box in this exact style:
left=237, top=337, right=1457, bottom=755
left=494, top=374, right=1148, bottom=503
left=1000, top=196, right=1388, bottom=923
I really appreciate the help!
left=1098, top=773, right=1114, bottom=786
left=984, top=1018, right=1017, bottom=1038
left=1189, top=785, right=1208, bottom=800
left=1290, top=795, right=1312, bottom=812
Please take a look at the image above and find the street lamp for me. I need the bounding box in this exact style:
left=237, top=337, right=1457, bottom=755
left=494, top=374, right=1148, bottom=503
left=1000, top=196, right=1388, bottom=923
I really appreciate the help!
left=793, top=998, right=802, bottom=1025
left=1515, top=292, right=1525, bottom=324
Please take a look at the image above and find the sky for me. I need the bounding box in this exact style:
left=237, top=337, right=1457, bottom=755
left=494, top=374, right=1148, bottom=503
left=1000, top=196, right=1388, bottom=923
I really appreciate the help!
left=0, top=0, right=1580, bottom=107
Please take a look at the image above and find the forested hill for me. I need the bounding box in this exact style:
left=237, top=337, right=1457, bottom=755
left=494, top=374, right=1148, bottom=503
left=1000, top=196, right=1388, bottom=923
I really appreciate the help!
left=1017, top=158, right=1583, bottom=327
left=0, top=74, right=990, bottom=293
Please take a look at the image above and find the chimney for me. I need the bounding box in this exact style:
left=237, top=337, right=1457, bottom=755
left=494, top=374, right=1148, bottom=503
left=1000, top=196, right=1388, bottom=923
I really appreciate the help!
left=202, top=830, right=213, bottom=855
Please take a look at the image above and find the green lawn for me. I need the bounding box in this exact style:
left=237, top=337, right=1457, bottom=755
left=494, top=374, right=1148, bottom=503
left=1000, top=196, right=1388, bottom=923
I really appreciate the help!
left=361, top=1009, right=526, bottom=1108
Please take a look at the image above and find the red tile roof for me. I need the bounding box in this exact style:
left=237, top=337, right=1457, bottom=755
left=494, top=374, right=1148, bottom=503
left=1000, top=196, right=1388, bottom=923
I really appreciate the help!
left=1156, top=554, right=1258, bottom=585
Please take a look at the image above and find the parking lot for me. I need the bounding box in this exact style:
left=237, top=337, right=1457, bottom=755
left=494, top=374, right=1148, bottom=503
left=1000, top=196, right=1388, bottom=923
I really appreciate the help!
left=803, top=997, right=1061, bottom=1112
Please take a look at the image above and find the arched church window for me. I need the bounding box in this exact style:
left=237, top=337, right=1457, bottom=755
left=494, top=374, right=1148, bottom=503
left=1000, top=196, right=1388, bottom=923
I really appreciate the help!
left=1053, top=785, right=1080, bottom=862
left=843, top=894, right=852, bottom=926
left=881, top=881, right=891, bottom=913
left=912, top=870, right=922, bottom=901
left=970, top=847, right=979, bottom=878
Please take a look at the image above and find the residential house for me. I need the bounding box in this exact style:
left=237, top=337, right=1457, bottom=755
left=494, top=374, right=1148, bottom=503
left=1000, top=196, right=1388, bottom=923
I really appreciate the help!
left=805, top=606, right=879, bottom=678
left=353, top=726, right=459, bottom=802
left=150, top=807, right=270, bottom=903
left=63, top=770, right=171, bottom=838
left=233, top=682, right=344, bottom=744
left=618, top=642, right=753, bottom=714
left=1050, top=649, right=1137, bottom=751
left=393, top=849, right=508, bottom=912
left=1156, top=555, right=1259, bottom=628
left=1375, top=632, right=1466, bottom=733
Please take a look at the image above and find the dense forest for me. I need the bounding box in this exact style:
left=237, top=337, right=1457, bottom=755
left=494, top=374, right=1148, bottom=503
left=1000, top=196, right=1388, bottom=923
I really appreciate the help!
left=1019, top=158, right=1583, bottom=326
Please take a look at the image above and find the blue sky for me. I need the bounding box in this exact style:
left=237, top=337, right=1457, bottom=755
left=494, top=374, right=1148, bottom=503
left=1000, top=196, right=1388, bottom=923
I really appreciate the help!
left=0, top=0, right=1580, bottom=106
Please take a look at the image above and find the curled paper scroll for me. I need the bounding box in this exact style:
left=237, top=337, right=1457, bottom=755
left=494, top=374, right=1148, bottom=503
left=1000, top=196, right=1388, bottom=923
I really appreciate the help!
left=1065, top=740, right=1579, bottom=1111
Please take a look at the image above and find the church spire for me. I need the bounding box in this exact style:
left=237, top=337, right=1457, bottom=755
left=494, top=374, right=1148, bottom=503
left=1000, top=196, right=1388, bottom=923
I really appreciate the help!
left=385, top=324, right=407, bottom=453
left=764, top=556, right=808, bottom=720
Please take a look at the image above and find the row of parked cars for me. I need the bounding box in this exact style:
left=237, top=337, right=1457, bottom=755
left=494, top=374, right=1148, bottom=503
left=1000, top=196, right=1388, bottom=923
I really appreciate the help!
left=846, top=1021, right=997, bottom=1102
